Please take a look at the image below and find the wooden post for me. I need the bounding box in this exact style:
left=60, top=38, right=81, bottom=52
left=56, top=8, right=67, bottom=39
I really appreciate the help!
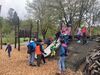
left=29, top=20, right=33, bottom=41
left=0, top=33, right=2, bottom=49
left=17, top=17, right=20, bottom=51
left=15, top=25, right=17, bottom=48
left=0, top=5, right=2, bottom=49
left=37, top=20, right=39, bottom=39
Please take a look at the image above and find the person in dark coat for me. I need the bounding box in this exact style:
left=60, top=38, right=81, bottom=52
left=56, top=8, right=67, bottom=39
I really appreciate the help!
left=5, top=43, right=12, bottom=57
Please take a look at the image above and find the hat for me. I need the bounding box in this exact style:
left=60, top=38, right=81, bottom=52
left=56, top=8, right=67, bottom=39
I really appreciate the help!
left=30, top=40, right=33, bottom=43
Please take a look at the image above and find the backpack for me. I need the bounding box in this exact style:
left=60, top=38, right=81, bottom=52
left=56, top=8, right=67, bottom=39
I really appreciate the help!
left=27, top=44, right=35, bottom=54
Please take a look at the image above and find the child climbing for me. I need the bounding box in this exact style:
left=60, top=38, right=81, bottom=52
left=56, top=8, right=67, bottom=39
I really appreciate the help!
left=76, top=28, right=82, bottom=43
left=50, top=43, right=56, bottom=57
left=81, top=26, right=87, bottom=45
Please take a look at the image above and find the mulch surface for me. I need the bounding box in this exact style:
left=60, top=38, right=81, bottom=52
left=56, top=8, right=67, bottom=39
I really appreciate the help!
left=0, top=43, right=86, bottom=75
left=0, top=46, right=57, bottom=75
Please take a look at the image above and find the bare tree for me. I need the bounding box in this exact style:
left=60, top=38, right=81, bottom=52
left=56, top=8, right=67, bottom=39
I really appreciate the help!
left=12, top=11, right=20, bottom=50
left=26, top=0, right=57, bottom=39
left=26, top=0, right=99, bottom=39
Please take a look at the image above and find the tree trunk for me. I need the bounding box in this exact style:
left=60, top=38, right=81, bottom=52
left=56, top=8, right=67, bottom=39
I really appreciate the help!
left=24, top=30, right=26, bottom=41
left=29, top=22, right=33, bottom=41
left=42, top=29, right=48, bottom=40
left=78, top=0, right=84, bottom=28
left=42, top=33, right=46, bottom=40
left=37, top=20, right=39, bottom=39
left=60, top=20, right=62, bottom=30
left=0, top=33, right=2, bottom=49
left=59, top=0, right=68, bottom=26
left=18, top=24, right=20, bottom=51
left=72, top=26, right=75, bottom=40
left=15, top=25, right=17, bottom=48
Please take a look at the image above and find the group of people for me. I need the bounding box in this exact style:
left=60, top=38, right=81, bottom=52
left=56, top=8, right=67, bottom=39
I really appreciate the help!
left=76, top=26, right=88, bottom=44
left=26, top=24, right=71, bottom=74
left=4, top=22, right=89, bottom=75
left=27, top=38, right=46, bottom=67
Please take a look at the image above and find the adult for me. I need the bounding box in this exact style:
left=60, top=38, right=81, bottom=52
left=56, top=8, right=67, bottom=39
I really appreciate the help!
left=27, top=39, right=36, bottom=66
left=57, top=40, right=66, bottom=74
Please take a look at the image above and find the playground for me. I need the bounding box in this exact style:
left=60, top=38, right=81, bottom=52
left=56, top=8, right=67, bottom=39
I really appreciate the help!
left=0, top=43, right=82, bottom=75
left=0, top=46, right=58, bottom=75
left=0, top=0, right=100, bottom=75
left=0, top=37, right=99, bottom=75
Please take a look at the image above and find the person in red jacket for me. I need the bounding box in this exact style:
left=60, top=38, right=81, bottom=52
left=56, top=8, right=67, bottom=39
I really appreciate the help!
left=81, top=26, right=87, bottom=44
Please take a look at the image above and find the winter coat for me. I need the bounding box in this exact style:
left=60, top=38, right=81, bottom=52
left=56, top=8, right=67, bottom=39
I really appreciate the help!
left=6, top=45, right=12, bottom=52
left=27, top=41, right=36, bottom=54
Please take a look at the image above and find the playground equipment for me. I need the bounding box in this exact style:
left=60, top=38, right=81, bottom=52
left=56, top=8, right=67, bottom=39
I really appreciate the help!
left=35, top=39, right=60, bottom=58
left=43, top=39, right=60, bottom=57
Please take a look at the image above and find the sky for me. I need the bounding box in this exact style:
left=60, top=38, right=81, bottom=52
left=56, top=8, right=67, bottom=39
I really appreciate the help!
left=0, top=0, right=32, bottom=20
left=0, top=0, right=100, bottom=20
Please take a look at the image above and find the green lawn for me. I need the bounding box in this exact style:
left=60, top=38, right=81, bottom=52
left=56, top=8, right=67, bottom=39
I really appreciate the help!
left=2, top=37, right=29, bottom=44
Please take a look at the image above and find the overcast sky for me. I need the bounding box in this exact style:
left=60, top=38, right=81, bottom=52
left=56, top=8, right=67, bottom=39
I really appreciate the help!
left=0, top=0, right=32, bottom=20
left=0, top=0, right=100, bottom=20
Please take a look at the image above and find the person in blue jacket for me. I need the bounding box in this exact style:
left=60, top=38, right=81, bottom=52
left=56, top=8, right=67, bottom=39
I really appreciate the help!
left=5, top=43, right=12, bottom=58
left=27, top=39, right=36, bottom=66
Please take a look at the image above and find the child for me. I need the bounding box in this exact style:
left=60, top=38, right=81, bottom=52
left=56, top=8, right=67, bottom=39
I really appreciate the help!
left=35, top=42, right=46, bottom=67
left=5, top=43, right=12, bottom=57
left=40, top=40, right=46, bottom=64
left=50, top=44, right=56, bottom=57
left=81, top=26, right=87, bottom=44
left=76, top=28, right=82, bottom=43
